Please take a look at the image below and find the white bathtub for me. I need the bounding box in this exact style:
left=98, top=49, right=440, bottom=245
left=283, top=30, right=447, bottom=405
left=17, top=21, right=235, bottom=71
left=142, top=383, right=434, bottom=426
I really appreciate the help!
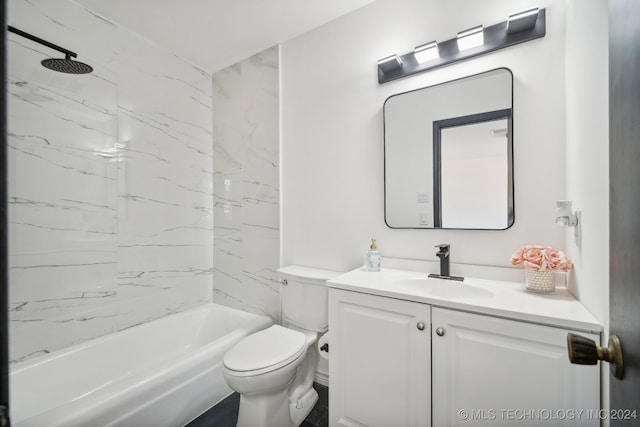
left=10, top=303, right=272, bottom=427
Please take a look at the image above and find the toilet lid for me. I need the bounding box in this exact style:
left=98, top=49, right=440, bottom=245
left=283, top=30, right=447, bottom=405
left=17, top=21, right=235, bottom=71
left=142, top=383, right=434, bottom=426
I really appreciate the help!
left=224, top=325, right=306, bottom=373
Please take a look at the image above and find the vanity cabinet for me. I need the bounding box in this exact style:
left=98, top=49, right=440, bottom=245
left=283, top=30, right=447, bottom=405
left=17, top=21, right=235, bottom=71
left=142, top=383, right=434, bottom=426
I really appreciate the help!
left=329, top=289, right=600, bottom=427
left=431, top=307, right=600, bottom=426
left=328, top=289, right=431, bottom=427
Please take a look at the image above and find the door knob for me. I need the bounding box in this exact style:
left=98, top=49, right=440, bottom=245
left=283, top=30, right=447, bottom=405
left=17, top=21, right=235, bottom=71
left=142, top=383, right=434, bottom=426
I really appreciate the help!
left=435, top=327, right=445, bottom=336
left=567, top=333, right=624, bottom=380
left=417, top=322, right=425, bottom=331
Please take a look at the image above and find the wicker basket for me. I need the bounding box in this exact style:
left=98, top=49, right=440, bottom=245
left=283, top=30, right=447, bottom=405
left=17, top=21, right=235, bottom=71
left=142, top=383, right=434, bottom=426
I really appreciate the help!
left=525, top=269, right=555, bottom=293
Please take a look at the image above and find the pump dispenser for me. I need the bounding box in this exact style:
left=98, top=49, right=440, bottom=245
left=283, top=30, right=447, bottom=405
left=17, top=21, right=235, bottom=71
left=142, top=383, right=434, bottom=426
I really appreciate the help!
left=365, top=238, right=381, bottom=272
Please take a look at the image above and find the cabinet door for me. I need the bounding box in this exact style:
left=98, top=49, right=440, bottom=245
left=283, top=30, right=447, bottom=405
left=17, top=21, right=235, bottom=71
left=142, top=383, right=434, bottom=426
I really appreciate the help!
left=432, top=307, right=600, bottom=426
left=329, top=289, right=431, bottom=427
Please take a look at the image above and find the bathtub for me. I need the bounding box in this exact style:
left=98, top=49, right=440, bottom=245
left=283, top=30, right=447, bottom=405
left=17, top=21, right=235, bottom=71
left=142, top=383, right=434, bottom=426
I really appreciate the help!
left=10, top=303, right=273, bottom=427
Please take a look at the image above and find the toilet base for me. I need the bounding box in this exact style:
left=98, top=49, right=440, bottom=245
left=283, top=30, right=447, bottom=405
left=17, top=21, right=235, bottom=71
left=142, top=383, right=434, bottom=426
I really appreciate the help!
left=235, top=386, right=318, bottom=427
left=289, top=387, right=319, bottom=426
left=236, top=387, right=290, bottom=427
left=236, top=384, right=319, bottom=427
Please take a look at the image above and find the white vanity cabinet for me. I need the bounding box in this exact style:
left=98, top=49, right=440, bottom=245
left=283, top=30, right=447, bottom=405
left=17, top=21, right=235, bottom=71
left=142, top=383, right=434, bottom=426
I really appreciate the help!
left=328, top=289, right=431, bottom=427
left=431, top=307, right=600, bottom=426
left=328, top=282, right=601, bottom=427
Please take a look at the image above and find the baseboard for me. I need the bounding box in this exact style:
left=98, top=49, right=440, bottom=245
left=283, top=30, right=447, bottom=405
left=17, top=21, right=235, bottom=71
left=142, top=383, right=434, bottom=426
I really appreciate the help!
left=314, top=370, right=329, bottom=387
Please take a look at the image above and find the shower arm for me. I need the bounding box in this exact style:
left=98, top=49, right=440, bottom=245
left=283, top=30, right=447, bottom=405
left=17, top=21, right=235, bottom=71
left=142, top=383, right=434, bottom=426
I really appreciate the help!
left=8, top=25, right=78, bottom=59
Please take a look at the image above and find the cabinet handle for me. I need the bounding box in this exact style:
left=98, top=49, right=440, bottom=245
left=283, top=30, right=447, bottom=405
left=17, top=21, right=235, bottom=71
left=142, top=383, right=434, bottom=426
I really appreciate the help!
left=417, top=322, right=425, bottom=331
left=567, top=333, right=624, bottom=379
left=435, top=327, right=445, bottom=336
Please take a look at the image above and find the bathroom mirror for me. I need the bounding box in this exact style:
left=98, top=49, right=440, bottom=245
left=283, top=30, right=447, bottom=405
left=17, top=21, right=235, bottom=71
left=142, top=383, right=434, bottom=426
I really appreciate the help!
left=384, top=68, right=514, bottom=229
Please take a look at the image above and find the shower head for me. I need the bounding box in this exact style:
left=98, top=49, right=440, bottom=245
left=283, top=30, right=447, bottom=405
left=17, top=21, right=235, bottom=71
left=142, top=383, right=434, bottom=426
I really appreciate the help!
left=8, top=26, right=94, bottom=75
left=41, top=56, right=93, bottom=75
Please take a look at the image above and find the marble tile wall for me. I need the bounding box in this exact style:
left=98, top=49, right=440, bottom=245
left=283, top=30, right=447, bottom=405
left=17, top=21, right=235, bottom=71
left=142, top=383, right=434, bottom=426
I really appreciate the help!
left=7, top=0, right=213, bottom=363
left=212, top=46, right=281, bottom=322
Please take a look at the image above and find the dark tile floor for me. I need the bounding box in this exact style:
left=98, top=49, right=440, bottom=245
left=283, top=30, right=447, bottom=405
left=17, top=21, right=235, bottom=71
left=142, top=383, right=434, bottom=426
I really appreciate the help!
left=187, top=383, right=328, bottom=427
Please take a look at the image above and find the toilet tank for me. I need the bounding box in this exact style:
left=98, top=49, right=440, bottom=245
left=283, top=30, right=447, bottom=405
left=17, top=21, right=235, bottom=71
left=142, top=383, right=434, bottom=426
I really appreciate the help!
left=277, top=266, right=342, bottom=333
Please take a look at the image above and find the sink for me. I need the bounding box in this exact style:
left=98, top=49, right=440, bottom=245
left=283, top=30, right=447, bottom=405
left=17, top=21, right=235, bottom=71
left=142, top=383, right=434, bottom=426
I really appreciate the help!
left=393, top=277, right=494, bottom=299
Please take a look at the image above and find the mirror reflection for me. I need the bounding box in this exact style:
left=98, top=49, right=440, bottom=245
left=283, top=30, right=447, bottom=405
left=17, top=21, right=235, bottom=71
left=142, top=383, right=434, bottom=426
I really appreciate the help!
left=384, top=68, right=514, bottom=229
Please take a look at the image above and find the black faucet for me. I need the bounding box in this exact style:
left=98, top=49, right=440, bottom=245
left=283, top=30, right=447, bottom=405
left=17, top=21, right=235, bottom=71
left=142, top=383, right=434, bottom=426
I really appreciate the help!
left=428, top=244, right=464, bottom=281
left=435, top=244, right=450, bottom=277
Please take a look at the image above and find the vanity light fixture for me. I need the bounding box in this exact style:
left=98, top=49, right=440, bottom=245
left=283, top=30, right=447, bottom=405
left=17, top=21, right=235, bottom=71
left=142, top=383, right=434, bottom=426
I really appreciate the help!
left=377, top=8, right=546, bottom=84
left=555, top=200, right=582, bottom=246
left=507, top=6, right=540, bottom=34
left=456, top=26, right=484, bottom=51
left=414, top=41, right=439, bottom=64
left=377, top=54, right=403, bottom=74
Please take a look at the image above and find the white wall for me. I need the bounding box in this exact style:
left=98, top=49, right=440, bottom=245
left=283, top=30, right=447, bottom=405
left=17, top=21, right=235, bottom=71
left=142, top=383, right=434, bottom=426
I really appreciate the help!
left=565, top=0, right=609, bottom=335
left=564, top=0, right=609, bottom=415
left=281, top=0, right=610, bottom=403
left=281, top=0, right=567, bottom=273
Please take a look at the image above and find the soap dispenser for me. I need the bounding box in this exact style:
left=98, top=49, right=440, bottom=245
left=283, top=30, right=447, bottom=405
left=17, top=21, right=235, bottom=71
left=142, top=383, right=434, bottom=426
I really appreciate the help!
left=365, top=238, right=381, bottom=272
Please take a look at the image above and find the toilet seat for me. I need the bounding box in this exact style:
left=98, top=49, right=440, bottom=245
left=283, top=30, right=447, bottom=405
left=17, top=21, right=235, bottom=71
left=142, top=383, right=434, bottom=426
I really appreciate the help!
left=223, top=325, right=307, bottom=376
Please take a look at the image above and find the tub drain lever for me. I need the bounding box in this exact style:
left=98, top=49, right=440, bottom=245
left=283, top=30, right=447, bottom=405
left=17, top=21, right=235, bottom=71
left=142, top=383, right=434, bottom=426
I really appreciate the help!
left=320, top=343, right=329, bottom=352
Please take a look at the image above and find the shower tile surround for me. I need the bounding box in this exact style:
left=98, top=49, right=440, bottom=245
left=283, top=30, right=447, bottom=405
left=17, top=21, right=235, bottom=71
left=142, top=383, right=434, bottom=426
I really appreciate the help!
left=211, top=47, right=281, bottom=321
left=8, top=0, right=214, bottom=363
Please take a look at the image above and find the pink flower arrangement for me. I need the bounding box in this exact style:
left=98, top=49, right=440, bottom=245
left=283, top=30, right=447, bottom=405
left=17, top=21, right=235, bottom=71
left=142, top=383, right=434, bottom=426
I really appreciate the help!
left=510, top=245, right=573, bottom=272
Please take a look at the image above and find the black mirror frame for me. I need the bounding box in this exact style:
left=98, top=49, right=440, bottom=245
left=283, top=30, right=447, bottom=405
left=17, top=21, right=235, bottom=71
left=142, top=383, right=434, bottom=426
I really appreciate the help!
left=383, top=67, right=515, bottom=230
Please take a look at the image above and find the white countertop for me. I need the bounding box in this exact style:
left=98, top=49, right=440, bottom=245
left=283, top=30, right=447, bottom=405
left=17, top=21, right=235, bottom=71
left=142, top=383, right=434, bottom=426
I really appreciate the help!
left=327, top=266, right=602, bottom=333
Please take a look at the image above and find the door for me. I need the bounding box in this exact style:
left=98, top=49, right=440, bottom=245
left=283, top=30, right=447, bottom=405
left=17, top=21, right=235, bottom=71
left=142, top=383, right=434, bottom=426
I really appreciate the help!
left=1, top=4, right=10, bottom=426
left=328, top=289, right=431, bottom=427
left=609, top=0, right=640, bottom=421
left=432, top=308, right=599, bottom=427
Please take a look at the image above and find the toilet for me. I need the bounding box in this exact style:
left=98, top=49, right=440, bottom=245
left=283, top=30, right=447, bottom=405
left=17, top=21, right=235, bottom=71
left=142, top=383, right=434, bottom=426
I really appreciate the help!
left=222, top=265, right=340, bottom=427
